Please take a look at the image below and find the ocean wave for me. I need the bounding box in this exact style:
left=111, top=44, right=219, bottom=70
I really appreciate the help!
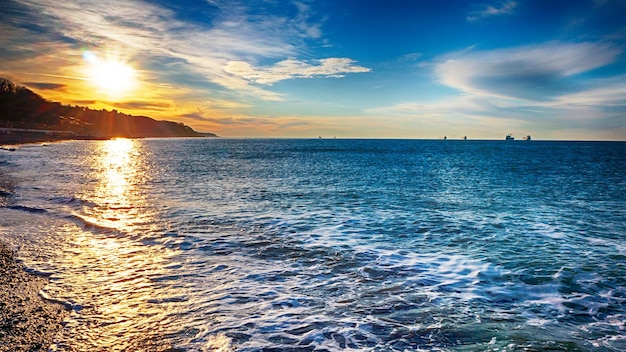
left=61, top=213, right=124, bottom=234
left=47, top=195, right=99, bottom=209
left=1, top=138, right=624, bottom=351
left=7, top=204, right=47, bottom=214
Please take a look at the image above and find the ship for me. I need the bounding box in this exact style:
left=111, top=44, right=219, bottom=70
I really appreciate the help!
left=505, top=133, right=514, bottom=141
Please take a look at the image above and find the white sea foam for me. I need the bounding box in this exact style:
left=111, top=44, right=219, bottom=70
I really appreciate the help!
left=1, top=139, right=624, bottom=351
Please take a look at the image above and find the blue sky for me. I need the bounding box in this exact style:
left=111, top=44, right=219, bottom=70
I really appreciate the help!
left=2, top=0, right=626, bottom=139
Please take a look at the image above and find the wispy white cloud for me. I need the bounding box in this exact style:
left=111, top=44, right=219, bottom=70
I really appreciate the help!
left=371, top=41, right=626, bottom=139
left=223, top=58, right=371, bottom=85
left=434, top=41, right=622, bottom=101
left=466, top=1, right=517, bottom=22
left=293, top=1, right=324, bottom=39
left=7, top=0, right=361, bottom=100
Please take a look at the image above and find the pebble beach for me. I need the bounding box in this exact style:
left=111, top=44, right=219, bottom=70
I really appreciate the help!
left=0, top=242, right=68, bottom=352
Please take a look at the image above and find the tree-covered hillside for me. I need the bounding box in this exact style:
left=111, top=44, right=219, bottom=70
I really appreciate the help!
left=0, top=78, right=216, bottom=138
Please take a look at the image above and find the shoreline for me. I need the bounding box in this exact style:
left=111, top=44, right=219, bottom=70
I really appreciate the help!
left=0, top=130, right=215, bottom=146
left=0, top=241, right=69, bottom=352
left=0, top=130, right=106, bottom=146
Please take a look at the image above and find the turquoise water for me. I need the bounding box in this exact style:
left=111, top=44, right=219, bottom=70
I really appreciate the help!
left=0, top=138, right=624, bottom=351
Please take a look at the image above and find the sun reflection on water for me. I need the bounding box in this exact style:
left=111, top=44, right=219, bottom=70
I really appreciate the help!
left=101, top=138, right=135, bottom=201
left=82, top=138, right=150, bottom=233
left=45, top=139, right=199, bottom=350
left=8, top=139, right=240, bottom=350
left=47, top=220, right=190, bottom=351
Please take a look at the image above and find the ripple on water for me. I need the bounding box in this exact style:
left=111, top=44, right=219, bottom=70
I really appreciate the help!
left=1, top=139, right=624, bottom=351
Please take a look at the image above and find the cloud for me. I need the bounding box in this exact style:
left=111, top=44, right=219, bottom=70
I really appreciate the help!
left=293, top=1, right=323, bottom=39
left=467, top=1, right=517, bottom=22
left=366, top=95, right=522, bottom=128
left=180, top=112, right=209, bottom=122
left=223, top=58, right=371, bottom=85
left=197, top=116, right=267, bottom=126
left=399, top=53, right=423, bottom=63
left=113, top=101, right=173, bottom=111
left=71, top=99, right=98, bottom=105
left=8, top=0, right=350, bottom=100
left=434, top=42, right=622, bottom=101
left=553, top=75, right=626, bottom=107
left=369, top=41, right=626, bottom=139
left=23, top=82, right=66, bottom=90
left=204, top=99, right=252, bottom=110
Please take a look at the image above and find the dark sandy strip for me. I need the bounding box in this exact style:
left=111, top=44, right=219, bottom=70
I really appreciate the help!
left=0, top=132, right=73, bottom=146
left=0, top=242, right=69, bottom=352
left=0, top=131, right=107, bottom=146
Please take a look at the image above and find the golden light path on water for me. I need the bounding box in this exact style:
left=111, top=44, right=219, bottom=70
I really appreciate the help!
left=86, top=138, right=143, bottom=232
left=24, top=139, right=234, bottom=351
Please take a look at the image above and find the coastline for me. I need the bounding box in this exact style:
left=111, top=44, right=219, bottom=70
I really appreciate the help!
left=0, top=241, right=68, bottom=352
left=0, top=130, right=216, bottom=147
left=0, top=130, right=106, bottom=146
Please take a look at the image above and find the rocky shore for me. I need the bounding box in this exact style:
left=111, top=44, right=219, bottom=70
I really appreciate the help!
left=0, top=242, right=68, bottom=352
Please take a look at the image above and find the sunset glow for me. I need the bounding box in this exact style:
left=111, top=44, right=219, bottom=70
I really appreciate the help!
left=2, top=1, right=625, bottom=350
left=84, top=51, right=137, bottom=100
left=2, top=0, right=626, bottom=139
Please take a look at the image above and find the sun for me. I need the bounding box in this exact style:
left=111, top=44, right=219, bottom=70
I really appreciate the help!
left=90, top=60, right=135, bottom=96
left=84, top=51, right=137, bottom=100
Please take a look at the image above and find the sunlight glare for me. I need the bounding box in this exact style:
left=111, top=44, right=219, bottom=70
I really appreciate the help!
left=84, top=50, right=137, bottom=99
left=83, top=138, right=147, bottom=232
left=102, top=138, right=134, bottom=199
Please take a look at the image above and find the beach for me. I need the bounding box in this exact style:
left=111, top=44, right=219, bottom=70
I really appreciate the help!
left=1, top=149, right=69, bottom=351
left=0, top=129, right=103, bottom=146
left=0, top=241, right=68, bottom=352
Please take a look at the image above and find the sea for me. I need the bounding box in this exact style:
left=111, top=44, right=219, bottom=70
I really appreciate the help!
left=0, top=138, right=624, bottom=351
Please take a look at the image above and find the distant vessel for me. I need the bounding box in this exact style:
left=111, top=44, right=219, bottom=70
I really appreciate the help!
left=523, top=135, right=531, bottom=141
left=505, top=133, right=514, bottom=141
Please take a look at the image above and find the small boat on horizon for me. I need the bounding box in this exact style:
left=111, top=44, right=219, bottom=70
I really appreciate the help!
left=505, top=133, right=514, bottom=141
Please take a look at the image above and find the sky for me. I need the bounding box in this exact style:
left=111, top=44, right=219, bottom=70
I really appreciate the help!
left=1, top=0, right=626, bottom=139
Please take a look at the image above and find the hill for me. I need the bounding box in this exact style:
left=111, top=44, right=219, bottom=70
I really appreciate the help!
left=0, top=78, right=217, bottom=141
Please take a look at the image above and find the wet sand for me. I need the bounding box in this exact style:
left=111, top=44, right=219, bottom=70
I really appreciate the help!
left=0, top=242, right=69, bottom=352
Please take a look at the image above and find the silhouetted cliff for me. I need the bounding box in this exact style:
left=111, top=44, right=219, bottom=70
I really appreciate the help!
left=0, top=78, right=217, bottom=138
